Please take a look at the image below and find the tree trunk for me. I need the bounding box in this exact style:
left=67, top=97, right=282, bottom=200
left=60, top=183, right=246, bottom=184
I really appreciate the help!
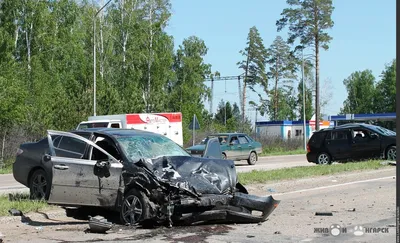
left=26, top=22, right=33, bottom=73
left=315, top=38, right=320, bottom=131
left=1, top=131, right=6, bottom=168
left=14, top=18, right=19, bottom=55
left=120, top=1, right=128, bottom=89
left=146, top=1, right=154, bottom=113
left=274, top=57, right=279, bottom=120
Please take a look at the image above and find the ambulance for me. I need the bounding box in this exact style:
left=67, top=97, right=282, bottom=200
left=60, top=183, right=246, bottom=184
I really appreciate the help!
left=76, top=112, right=183, bottom=146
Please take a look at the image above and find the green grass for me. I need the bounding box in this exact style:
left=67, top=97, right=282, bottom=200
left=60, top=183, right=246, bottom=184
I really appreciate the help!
left=260, top=148, right=306, bottom=156
left=238, top=160, right=390, bottom=185
left=0, top=165, right=12, bottom=174
left=0, top=193, right=55, bottom=216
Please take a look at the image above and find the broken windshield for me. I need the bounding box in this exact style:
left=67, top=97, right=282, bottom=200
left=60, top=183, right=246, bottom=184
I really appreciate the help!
left=116, top=134, right=190, bottom=162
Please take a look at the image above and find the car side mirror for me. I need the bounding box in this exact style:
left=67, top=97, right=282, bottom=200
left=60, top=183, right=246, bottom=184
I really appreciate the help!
left=93, top=160, right=111, bottom=178
left=42, top=154, right=51, bottom=163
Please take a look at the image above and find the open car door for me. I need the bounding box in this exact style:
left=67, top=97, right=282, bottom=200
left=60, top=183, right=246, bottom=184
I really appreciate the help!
left=45, top=130, right=123, bottom=207
left=202, top=137, right=223, bottom=159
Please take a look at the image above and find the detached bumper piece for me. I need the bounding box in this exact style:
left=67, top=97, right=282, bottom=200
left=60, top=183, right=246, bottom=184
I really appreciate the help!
left=173, top=192, right=280, bottom=225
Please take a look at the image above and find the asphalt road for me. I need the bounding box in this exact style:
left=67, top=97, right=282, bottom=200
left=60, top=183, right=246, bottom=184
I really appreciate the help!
left=235, top=154, right=311, bottom=172
left=0, top=154, right=310, bottom=194
left=0, top=167, right=395, bottom=243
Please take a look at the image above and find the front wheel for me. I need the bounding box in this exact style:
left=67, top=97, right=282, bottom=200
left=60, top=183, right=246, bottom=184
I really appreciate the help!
left=386, top=146, right=396, bottom=161
left=120, top=189, right=150, bottom=225
left=317, top=152, right=332, bottom=165
left=247, top=152, right=257, bottom=165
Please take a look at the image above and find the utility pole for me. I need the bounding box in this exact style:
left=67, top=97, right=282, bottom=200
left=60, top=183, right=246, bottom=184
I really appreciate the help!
left=302, top=49, right=307, bottom=151
left=93, top=0, right=112, bottom=116
left=255, top=108, right=258, bottom=140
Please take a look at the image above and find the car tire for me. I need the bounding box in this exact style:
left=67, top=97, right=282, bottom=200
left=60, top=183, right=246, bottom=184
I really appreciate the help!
left=317, top=152, right=332, bottom=165
left=29, top=169, right=50, bottom=200
left=222, top=153, right=227, bottom=160
left=247, top=152, right=257, bottom=165
left=386, top=146, right=396, bottom=161
left=120, top=188, right=150, bottom=225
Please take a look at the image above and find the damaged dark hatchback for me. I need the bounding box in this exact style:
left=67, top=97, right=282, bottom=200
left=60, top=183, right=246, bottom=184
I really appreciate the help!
left=13, top=129, right=279, bottom=226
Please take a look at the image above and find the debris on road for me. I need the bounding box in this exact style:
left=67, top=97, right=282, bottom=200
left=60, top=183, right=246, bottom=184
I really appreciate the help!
left=347, top=208, right=356, bottom=212
left=315, top=212, right=333, bottom=216
left=267, top=188, right=276, bottom=193
left=8, top=209, right=22, bottom=216
left=274, top=231, right=281, bottom=234
left=88, top=215, right=113, bottom=233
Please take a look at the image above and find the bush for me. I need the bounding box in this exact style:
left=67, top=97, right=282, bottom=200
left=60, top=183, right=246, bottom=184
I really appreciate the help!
left=1, top=126, right=42, bottom=168
left=256, top=134, right=304, bottom=154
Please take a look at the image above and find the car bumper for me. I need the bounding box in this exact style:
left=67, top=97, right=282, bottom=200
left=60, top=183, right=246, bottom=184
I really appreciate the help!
left=12, top=159, right=30, bottom=187
left=173, top=193, right=280, bottom=224
left=306, top=152, right=317, bottom=163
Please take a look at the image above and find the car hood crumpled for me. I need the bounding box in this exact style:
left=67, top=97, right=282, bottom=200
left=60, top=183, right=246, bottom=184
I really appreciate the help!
left=136, top=155, right=237, bottom=196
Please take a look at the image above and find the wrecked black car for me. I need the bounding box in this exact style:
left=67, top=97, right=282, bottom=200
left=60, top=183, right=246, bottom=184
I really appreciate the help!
left=13, top=128, right=279, bottom=226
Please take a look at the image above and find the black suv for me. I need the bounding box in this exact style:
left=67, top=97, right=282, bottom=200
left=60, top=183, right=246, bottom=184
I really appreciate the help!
left=306, top=123, right=396, bottom=165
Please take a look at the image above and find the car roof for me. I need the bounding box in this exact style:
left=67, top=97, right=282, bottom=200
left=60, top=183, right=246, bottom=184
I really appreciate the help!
left=71, top=128, right=160, bottom=137
left=208, top=133, right=248, bottom=136
left=315, top=123, right=371, bottom=133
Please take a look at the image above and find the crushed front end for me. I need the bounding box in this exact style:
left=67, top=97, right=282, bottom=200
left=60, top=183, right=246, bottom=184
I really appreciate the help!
left=120, top=156, right=280, bottom=226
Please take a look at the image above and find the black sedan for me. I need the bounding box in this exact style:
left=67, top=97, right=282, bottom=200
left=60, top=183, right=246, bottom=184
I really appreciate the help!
left=13, top=128, right=279, bottom=226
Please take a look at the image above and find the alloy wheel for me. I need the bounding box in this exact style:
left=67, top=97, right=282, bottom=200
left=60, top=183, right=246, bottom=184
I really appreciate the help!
left=121, top=194, right=143, bottom=225
left=250, top=153, right=257, bottom=164
left=387, top=147, right=396, bottom=161
left=31, top=173, right=47, bottom=200
left=318, top=153, right=330, bottom=165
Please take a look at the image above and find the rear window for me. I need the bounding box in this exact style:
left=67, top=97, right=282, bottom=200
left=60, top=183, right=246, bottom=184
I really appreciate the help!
left=309, top=132, right=327, bottom=148
left=327, top=130, right=349, bottom=140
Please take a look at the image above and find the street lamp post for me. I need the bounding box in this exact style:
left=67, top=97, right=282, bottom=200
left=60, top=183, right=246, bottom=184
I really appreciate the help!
left=93, top=0, right=112, bottom=116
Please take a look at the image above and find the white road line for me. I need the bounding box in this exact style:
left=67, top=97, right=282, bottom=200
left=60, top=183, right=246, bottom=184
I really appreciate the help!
left=272, top=176, right=395, bottom=196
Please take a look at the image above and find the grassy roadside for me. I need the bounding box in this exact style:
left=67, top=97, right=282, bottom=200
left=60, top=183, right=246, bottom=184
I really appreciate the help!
left=0, top=193, right=55, bottom=216
left=260, top=148, right=306, bottom=156
left=0, top=165, right=12, bottom=174
left=238, top=160, right=391, bottom=185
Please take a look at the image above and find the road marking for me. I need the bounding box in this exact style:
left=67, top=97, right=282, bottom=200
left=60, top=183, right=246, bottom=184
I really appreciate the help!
left=272, top=176, right=395, bottom=196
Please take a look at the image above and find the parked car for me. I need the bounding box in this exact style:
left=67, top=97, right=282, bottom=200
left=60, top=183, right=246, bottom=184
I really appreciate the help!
left=306, top=123, right=396, bottom=165
left=186, top=133, right=262, bottom=165
left=13, top=128, right=279, bottom=226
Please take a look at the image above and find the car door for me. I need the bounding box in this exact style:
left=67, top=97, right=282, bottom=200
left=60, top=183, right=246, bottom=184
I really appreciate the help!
left=238, top=135, right=251, bottom=159
left=226, top=135, right=241, bottom=160
left=324, top=129, right=352, bottom=160
left=46, top=130, right=123, bottom=207
left=351, top=128, right=381, bottom=159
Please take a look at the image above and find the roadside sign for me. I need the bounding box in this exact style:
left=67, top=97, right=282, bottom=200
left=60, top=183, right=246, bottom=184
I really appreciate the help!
left=189, top=115, right=200, bottom=130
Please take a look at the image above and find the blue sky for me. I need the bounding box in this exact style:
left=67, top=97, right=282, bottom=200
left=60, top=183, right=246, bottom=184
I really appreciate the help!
left=165, top=0, right=396, bottom=122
